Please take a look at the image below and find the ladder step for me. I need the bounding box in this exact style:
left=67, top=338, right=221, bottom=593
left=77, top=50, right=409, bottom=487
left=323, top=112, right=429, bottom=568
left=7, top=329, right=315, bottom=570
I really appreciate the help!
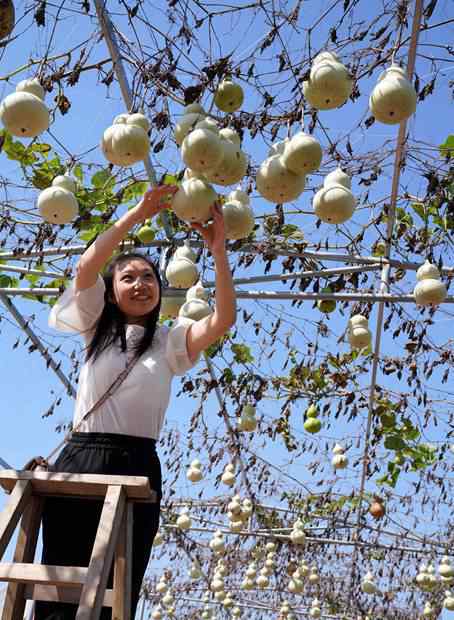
left=24, top=584, right=114, bottom=607
left=0, top=563, right=87, bottom=587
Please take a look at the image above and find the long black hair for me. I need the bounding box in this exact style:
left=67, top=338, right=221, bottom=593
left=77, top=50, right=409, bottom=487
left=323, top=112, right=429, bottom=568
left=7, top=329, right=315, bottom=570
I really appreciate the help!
left=85, top=251, right=162, bottom=362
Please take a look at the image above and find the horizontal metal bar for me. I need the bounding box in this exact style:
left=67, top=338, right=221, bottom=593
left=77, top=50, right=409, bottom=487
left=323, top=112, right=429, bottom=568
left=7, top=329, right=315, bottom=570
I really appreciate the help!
left=0, top=264, right=64, bottom=279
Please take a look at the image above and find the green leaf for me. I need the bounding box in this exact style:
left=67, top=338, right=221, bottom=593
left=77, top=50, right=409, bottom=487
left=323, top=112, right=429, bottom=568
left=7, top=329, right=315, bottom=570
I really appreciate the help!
left=410, top=202, right=426, bottom=222
left=439, top=135, right=454, bottom=156
left=0, top=274, right=13, bottom=287
left=73, top=164, right=84, bottom=182
left=384, top=435, right=406, bottom=451
left=31, top=142, right=51, bottom=155
left=91, top=169, right=115, bottom=189
left=123, top=181, right=148, bottom=203
left=231, top=343, right=254, bottom=364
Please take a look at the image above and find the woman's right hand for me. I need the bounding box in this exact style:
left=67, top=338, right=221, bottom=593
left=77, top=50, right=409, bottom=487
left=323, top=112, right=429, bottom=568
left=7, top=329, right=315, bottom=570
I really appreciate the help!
left=135, top=185, right=178, bottom=222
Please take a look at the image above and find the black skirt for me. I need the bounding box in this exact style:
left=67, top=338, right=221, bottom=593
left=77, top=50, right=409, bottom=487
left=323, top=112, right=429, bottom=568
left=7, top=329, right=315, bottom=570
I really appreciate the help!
left=34, top=432, right=162, bottom=620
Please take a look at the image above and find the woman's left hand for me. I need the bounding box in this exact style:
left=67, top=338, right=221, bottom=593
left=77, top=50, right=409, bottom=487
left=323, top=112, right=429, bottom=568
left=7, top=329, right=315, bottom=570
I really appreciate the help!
left=191, top=202, right=226, bottom=256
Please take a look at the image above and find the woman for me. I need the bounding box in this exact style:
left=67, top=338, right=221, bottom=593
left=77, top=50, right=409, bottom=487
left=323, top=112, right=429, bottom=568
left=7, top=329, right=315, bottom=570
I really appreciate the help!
left=35, top=185, right=237, bottom=620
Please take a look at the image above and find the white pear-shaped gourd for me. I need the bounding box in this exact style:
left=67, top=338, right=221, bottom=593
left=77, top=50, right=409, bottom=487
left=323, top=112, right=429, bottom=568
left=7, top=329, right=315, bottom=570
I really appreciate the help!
left=175, top=112, right=205, bottom=145
left=309, top=599, right=321, bottom=619
left=126, top=113, right=150, bottom=132
left=151, top=607, right=163, bottom=620
left=241, top=577, right=254, bottom=590
left=313, top=51, right=339, bottom=64
left=414, top=260, right=447, bottom=306
left=175, top=240, right=198, bottom=263
left=195, top=117, right=219, bottom=135
left=162, top=592, right=174, bottom=607
left=290, top=519, right=306, bottom=545
left=288, top=576, right=304, bottom=593
left=156, top=576, right=168, bottom=593
left=222, top=199, right=255, bottom=240
left=209, top=530, right=226, bottom=554
left=332, top=443, right=349, bottom=469
left=38, top=187, right=78, bottom=225
left=256, top=573, right=269, bottom=588
left=166, top=257, right=198, bottom=289
left=237, top=404, right=257, bottom=432
left=348, top=315, right=372, bottom=350
left=176, top=508, right=192, bottom=530
left=444, top=590, right=454, bottom=611
left=308, top=566, right=319, bottom=584
left=223, top=594, right=234, bottom=608
left=210, top=576, right=224, bottom=592
left=0, top=90, right=49, bottom=138
left=228, top=187, right=250, bottom=205
left=361, top=571, right=379, bottom=594
left=179, top=298, right=212, bottom=321
left=304, top=54, right=352, bottom=110
left=282, top=132, right=323, bottom=174
left=186, top=280, right=209, bottom=301
left=214, top=77, right=244, bottom=113
left=160, top=294, right=184, bottom=319
left=221, top=463, right=236, bottom=487
left=241, top=498, right=253, bottom=518
left=182, top=128, right=224, bottom=173
left=184, top=102, right=205, bottom=115
left=52, top=174, right=77, bottom=194
left=186, top=459, right=203, bottom=482
left=313, top=182, right=355, bottom=224
left=416, top=564, right=429, bottom=589
left=439, top=556, right=454, bottom=582
left=232, top=607, right=241, bottom=618
left=205, top=141, right=248, bottom=187
left=219, top=127, right=241, bottom=146
left=189, top=561, right=202, bottom=579
left=256, top=156, right=305, bottom=204
left=369, top=65, right=417, bottom=125
left=172, top=178, right=217, bottom=224
left=16, top=78, right=45, bottom=100
left=422, top=602, right=434, bottom=617
left=153, top=530, right=163, bottom=546
left=109, top=123, right=150, bottom=166
left=324, top=167, right=352, bottom=189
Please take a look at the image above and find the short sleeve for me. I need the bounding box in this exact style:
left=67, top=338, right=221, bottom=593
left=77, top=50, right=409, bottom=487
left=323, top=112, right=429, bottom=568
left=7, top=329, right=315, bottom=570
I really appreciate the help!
left=165, top=317, right=200, bottom=376
left=48, top=275, right=106, bottom=334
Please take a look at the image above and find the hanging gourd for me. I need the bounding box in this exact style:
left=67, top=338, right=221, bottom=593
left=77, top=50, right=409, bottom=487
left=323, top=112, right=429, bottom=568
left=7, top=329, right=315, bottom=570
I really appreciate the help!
left=413, top=260, right=447, bottom=307
left=165, top=256, right=198, bottom=289
left=186, top=280, right=209, bottom=302
left=324, top=167, right=351, bottom=188
left=153, top=530, right=163, bottom=546
left=369, top=496, right=386, bottom=520
left=317, top=287, right=336, bottom=314
left=156, top=575, right=168, bottom=593
left=219, top=127, right=241, bottom=146
left=256, top=570, right=269, bottom=588
left=195, top=117, right=220, bottom=134
left=38, top=176, right=79, bottom=225
left=439, top=556, right=454, bottom=584
left=151, top=606, right=163, bottom=620
left=222, top=199, right=255, bottom=240
left=444, top=590, right=454, bottom=611
left=299, top=560, right=310, bottom=577
left=176, top=508, right=192, bottom=530
left=281, top=132, right=323, bottom=175
left=0, top=78, right=50, bottom=138
left=175, top=239, right=198, bottom=263
left=304, top=404, right=321, bottom=434
left=221, top=463, right=236, bottom=487
left=183, top=167, right=206, bottom=182
left=184, top=102, right=205, bottom=115
left=186, top=459, right=203, bottom=482
left=369, top=64, right=417, bottom=125
left=347, top=314, right=372, bottom=350
left=101, top=113, right=150, bottom=166
left=179, top=298, right=212, bottom=321
left=332, top=443, right=348, bottom=470
left=160, top=294, right=184, bottom=319
left=181, top=128, right=224, bottom=173
left=189, top=561, right=203, bottom=579
left=204, top=140, right=248, bottom=187
left=171, top=178, right=217, bottom=224
left=228, top=187, right=250, bottom=205
left=289, top=518, right=306, bottom=544
left=308, top=566, right=319, bottom=584
left=309, top=598, right=321, bottom=619
left=136, top=219, right=156, bottom=244
left=241, top=498, right=253, bottom=520
left=422, top=602, right=434, bottom=617
left=303, top=51, right=353, bottom=110
left=214, top=77, right=244, bottom=113
left=256, top=155, right=306, bottom=204
left=210, top=574, right=225, bottom=592
left=237, top=404, right=257, bottom=432
left=313, top=169, right=355, bottom=224
left=209, top=530, right=226, bottom=554
left=232, top=606, right=241, bottom=618
left=161, top=591, right=174, bottom=607
left=223, top=593, right=234, bottom=608
left=288, top=574, right=304, bottom=594
left=361, top=571, right=380, bottom=594
left=268, top=139, right=290, bottom=157
left=175, top=112, right=205, bottom=146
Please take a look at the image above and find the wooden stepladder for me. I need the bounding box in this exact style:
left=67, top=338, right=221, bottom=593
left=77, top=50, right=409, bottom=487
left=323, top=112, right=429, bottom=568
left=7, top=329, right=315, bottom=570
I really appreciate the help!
left=0, top=470, right=157, bottom=620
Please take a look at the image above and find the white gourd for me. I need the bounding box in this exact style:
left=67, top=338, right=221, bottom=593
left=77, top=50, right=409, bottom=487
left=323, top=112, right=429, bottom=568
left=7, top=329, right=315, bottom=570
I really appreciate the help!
left=288, top=577, right=304, bottom=593
left=422, top=602, right=433, bottom=617
left=282, top=132, right=323, bottom=174
left=221, top=463, right=236, bottom=487
left=439, top=556, right=454, bottom=582
left=162, top=592, right=174, bottom=607
left=38, top=187, right=78, bottom=225
left=189, top=562, right=202, bottom=579
left=174, top=112, right=205, bottom=145
left=369, top=65, right=417, bottom=125
left=109, top=123, right=150, bottom=166
left=101, top=126, right=124, bottom=166
left=219, top=127, right=241, bottom=146
left=414, top=260, right=447, bottom=306
left=186, top=280, right=209, bottom=301
left=176, top=509, right=192, bottom=530
left=313, top=183, right=355, bottom=224
left=214, top=77, right=244, bottom=113
left=313, top=51, right=339, bottom=64
left=209, top=530, right=226, bottom=554
left=156, top=578, right=167, bottom=593
left=361, top=571, right=379, bottom=594
left=52, top=174, right=77, bottom=194
left=290, top=519, right=306, bottom=545
left=241, top=498, right=253, bottom=518
left=232, top=607, right=241, bottom=617
left=175, top=239, right=198, bottom=263
left=16, top=78, right=45, bottom=100
left=166, top=257, right=198, bottom=289
left=304, top=53, right=352, bottom=110
left=237, top=404, right=257, bottom=432
left=0, top=90, right=49, bottom=138
left=256, top=573, right=269, bottom=588
left=171, top=178, right=217, bottom=224
left=183, top=167, right=206, bottom=182
left=214, top=590, right=226, bottom=602
left=222, top=199, right=255, bottom=240
left=332, top=443, right=348, bottom=469
left=195, top=117, right=219, bottom=134
left=179, top=298, right=212, bottom=321
left=268, top=139, right=290, bottom=157
left=228, top=188, right=250, bottom=205
left=324, top=167, right=351, bottom=189
left=309, top=599, right=321, bottom=619
left=182, top=128, right=223, bottom=173
left=205, top=140, right=248, bottom=187
left=241, top=577, right=254, bottom=590
left=153, top=531, right=163, bottom=546
left=113, top=113, right=129, bottom=124
left=308, top=566, right=319, bottom=584
left=210, top=577, right=224, bottom=592
left=229, top=519, right=243, bottom=533
left=223, top=594, right=234, bottom=608
left=186, top=459, right=203, bottom=482
left=348, top=315, right=372, bottom=350
left=160, top=295, right=184, bottom=319
left=184, top=102, right=205, bottom=115
left=444, top=591, right=454, bottom=611
left=126, top=113, right=150, bottom=132
left=256, top=156, right=305, bottom=203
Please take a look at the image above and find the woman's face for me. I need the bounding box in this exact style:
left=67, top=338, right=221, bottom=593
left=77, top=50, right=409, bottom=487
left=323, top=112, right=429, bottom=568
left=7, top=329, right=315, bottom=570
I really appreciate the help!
left=112, top=258, right=160, bottom=324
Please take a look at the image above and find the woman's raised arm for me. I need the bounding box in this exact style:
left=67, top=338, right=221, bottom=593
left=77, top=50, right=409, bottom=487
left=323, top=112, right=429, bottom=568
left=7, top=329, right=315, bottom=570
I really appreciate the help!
left=75, top=185, right=177, bottom=291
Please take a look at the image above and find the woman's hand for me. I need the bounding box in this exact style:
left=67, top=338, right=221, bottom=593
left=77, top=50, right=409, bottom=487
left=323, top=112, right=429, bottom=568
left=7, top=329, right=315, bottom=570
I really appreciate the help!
left=191, top=202, right=226, bottom=256
left=135, top=185, right=178, bottom=222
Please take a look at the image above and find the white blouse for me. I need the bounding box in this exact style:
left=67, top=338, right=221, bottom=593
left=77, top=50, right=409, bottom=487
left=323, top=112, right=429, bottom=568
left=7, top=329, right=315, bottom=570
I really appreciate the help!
left=49, top=276, right=199, bottom=439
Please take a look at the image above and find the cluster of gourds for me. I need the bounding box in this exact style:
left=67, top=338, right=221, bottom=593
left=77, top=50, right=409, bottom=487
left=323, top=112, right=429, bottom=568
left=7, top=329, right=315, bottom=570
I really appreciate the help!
left=227, top=494, right=253, bottom=532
